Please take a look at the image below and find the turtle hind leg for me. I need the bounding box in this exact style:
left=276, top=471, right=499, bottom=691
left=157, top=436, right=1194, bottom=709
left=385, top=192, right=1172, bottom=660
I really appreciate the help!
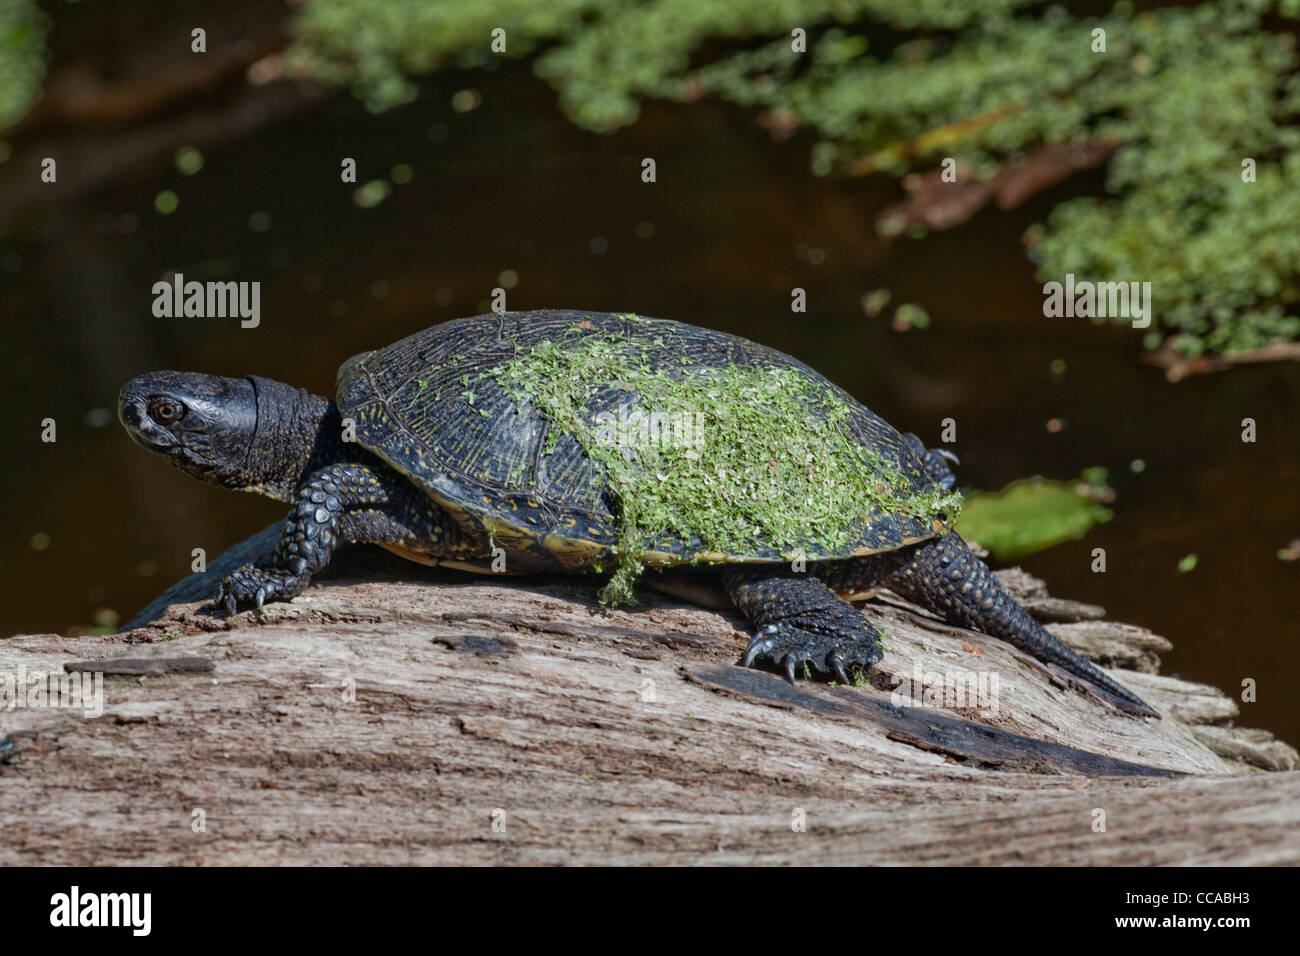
left=873, top=532, right=1159, bottom=718
left=903, top=432, right=959, bottom=490
left=725, top=569, right=883, bottom=684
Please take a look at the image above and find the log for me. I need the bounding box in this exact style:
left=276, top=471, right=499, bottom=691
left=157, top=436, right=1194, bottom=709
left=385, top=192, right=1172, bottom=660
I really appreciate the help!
left=1, top=530, right=1297, bottom=865
left=1046, top=622, right=1172, bottom=674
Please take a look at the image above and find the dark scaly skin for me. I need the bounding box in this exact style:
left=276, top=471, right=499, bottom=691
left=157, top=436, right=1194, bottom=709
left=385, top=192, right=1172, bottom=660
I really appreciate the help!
left=901, top=442, right=1153, bottom=715
left=217, top=462, right=470, bottom=612
left=725, top=571, right=883, bottom=684
left=809, top=533, right=1157, bottom=716
left=220, top=463, right=387, bottom=610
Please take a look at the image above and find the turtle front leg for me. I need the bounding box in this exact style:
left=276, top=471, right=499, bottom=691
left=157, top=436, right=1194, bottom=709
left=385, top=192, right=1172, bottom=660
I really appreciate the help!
left=725, top=569, right=884, bottom=684
left=218, top=462, right=404, bottom=613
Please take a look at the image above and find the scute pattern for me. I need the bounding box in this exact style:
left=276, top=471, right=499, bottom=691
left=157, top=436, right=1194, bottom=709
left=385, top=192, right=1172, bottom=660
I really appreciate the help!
left=335, top=310, right=943, bottom=566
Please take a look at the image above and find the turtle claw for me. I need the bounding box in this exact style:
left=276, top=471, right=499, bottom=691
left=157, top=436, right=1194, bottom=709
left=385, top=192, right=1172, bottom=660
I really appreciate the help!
left=740, top=620, right=882, bottom=684
left=216, top=564, right=304, bottom=616
left=743, top=626, right=778, bottom=667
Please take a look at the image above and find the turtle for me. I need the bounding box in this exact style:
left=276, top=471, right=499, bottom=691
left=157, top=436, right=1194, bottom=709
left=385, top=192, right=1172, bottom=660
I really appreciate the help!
left=117, top=309, right=1157, bottom=717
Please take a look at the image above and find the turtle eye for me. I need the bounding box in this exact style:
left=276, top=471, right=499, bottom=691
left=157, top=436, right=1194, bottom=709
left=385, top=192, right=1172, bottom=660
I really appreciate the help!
left=148, top=398, right=186, bottom=424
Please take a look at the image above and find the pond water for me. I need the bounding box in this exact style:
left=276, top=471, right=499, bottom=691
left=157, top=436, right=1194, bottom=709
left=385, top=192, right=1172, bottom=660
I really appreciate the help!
left=3, top=63, right=1296, bottom=743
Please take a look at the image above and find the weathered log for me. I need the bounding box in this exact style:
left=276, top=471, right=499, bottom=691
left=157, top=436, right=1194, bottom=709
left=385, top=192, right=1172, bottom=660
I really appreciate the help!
left=64, top=656, right=216, bottom=676
left=1191, top=726, right=1299, bottom=773
left=1, top=530, right=1297, bottom=865
left=1046, top=622, right=1172, bottom=674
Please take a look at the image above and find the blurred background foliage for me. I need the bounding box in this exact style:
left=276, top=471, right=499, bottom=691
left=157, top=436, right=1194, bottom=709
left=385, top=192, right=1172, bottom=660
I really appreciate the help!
left=278, top=0, right=1300, bottom=359
left=7, top=1, right=1300, bottom=356
left=0, top=0, right=46, bottom=128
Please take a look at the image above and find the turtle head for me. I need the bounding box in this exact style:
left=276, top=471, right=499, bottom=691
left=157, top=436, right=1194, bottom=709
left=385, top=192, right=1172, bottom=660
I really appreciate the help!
left=119, top=371, right=336, bottom=501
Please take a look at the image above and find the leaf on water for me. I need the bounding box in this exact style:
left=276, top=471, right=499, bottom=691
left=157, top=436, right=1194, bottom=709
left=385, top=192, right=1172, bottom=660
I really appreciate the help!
left=955, top=475, right=1113, bottom=562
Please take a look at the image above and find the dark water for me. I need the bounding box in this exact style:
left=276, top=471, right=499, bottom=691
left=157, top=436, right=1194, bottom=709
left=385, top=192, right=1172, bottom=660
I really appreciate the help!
left=3, top=63, right=1297, bottom=742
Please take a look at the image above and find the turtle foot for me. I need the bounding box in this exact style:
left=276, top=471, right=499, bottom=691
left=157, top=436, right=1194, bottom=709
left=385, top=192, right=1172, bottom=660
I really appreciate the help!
left=216, top=564, right=306, bottom=616
left=741, top=621, right=883, bottom=685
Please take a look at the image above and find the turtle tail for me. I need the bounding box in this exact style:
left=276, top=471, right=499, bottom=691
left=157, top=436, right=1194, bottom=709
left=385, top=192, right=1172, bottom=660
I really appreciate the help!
left=880, top=532, right=1159, bottom=718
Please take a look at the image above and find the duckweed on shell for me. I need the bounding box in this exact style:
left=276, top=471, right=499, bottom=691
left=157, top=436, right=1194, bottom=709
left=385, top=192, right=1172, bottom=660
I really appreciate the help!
left=493, top=324, right=961, bottom=603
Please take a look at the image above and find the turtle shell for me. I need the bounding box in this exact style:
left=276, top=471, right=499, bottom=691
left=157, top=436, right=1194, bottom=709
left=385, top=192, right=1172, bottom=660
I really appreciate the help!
left=335, top=310, right=950, bottom=569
